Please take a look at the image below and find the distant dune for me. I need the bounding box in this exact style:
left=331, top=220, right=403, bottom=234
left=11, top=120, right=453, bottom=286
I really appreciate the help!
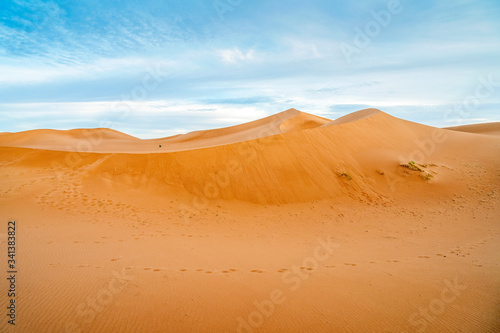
left=1, top=109, right=499, bottom=333
left=445, top=122, right=500, bottom=136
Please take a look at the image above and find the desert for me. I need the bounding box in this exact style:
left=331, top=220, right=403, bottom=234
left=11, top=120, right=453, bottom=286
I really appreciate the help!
left=1, top=108, right=499, bottom=332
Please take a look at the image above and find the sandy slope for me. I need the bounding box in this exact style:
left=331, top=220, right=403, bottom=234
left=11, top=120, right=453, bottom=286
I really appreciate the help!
left=0, top=109, right=499, bottom=333
left=445, top=122, right=500, bottom=136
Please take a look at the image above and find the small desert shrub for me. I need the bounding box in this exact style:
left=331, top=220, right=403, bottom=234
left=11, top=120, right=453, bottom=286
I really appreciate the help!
left=338, top=172, right=352, bottom=180
left=420, top=173, right=434, bottom=181
left=400, top=161, right=425, bottom=172
left=376, top=169, right=385, bottom=175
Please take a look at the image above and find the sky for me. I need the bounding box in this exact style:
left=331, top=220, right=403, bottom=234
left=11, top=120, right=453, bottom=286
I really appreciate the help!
left=1, top=0, right=499, bottom=138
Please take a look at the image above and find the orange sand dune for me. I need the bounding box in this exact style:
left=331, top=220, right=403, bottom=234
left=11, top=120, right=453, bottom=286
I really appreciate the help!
left=445, top=122, right=500, bottom=136
left=322, top=107, right=380, bottom=126
left=75, top=108, right=500, bottom=203
left=0, top=108, right=330, bottom=153
left=0, top=127, right=140, bottom=151
left=153, top=108, right=331, bottom=147
left=1, top=109, right=499, bottom=333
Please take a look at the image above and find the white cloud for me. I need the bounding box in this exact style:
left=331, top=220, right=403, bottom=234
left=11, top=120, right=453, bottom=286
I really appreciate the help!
left=282, top=38, right=321, bottom=59
left=0, top=100, right=270, bottom=138
left=0, top=57, right=175, bottom=84
left=217, top=48, right=255, bottom=63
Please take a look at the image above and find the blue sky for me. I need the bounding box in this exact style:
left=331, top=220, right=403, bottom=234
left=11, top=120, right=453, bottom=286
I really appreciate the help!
left=1, top=0, right=499, bottom=138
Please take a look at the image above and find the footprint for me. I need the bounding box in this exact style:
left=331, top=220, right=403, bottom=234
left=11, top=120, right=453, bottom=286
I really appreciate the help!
left=153, top=269, right=161, bottom=272
left=344, top=263, right=357, bottom=266
left=250, top=270, right=264, bottom=273
left=180, top=269, right=187, bottom=272
left=277, top=268, right=288, bottom=273
left=418, top=256, right=430, bottom=259
left=144, top=268, right=151, bottom=270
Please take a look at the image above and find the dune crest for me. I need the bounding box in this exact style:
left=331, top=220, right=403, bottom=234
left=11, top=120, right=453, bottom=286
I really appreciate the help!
left=445, top=122, right=500, bottom=136
left=2, top=108, right=499, bottom=205
left=323, top=108, right=382, bottom=126
left=0, top=109, right=329, bottom=153
left=278, top=109, right=331, bottom=133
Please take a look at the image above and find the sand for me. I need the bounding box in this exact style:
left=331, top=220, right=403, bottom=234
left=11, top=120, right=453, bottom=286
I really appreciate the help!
left=0, top=108, right=499, bottom=332
left=445, top=122, right=500, bottom=137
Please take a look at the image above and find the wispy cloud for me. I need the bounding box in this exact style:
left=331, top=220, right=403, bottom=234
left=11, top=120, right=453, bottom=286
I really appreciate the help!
left=217, top=48, right=256, bottom=63
left=0, top=100, right=270, bottom=138
left=0, top=0, right=499, bottom=134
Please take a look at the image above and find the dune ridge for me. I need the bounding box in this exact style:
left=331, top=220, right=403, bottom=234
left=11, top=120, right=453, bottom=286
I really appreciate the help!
left=0, top=109, right=329, bottom=153
left=445, top=122, right=500, bottom=136
left=1, top=108, right=499, bottom=333
left=2, top=108, right=499, bottom=205
left=322, top=108, right=381, bottom=126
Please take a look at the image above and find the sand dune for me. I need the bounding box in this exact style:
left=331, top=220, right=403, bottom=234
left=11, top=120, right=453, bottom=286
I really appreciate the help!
left=0, top=108, right=329, bottom=153
left=445, top=122, right=500, bottom=136
left=38, top=108, right=500, bottom=203
left=1, top=109, right=499, bottom=333
left=322, top=107, right=381, bottom=126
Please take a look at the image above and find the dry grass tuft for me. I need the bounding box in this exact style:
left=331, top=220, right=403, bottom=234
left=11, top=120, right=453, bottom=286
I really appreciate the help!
left=420, top=173, right=434, bottom=182
left=400, top=161, right=425, bottom=172
left=338, top=172, right=352, bottom=180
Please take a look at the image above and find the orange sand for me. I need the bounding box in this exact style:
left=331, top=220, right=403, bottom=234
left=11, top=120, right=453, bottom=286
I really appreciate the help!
left=0, top=109, right=499, bottom=332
